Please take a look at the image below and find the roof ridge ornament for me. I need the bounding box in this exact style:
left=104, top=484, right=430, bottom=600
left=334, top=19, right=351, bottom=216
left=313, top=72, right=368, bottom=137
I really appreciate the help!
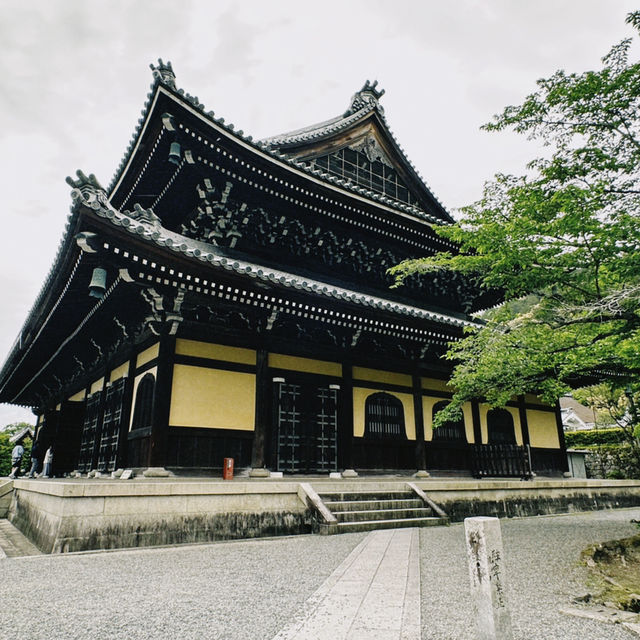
left=345, top=79, right=385, bottom=116
left=124, top=203, right=162, bottom=228
left=66, top=170, right=109, bottom=212
left=150, top=58, right=176, bottom=89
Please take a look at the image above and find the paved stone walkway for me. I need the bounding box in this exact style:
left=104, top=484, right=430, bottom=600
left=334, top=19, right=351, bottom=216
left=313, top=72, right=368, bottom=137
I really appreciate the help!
left=0, top=519, right=42, bottom=558
left=271, top=528, right=420, bottom=640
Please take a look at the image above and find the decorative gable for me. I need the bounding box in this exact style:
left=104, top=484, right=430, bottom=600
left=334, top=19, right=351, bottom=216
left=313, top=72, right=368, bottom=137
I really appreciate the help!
left=306, top=136, right=419, bottom=208
left=264, top=81, right=452, bottom=222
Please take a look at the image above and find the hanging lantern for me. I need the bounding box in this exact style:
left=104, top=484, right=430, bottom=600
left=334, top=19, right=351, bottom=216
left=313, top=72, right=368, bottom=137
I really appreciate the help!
left=168, top=141, right=181, bottom=165
left=88, top=267, right=107, bottom=299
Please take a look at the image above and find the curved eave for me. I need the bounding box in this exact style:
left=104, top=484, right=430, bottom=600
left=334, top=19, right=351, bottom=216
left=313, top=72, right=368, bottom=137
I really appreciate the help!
left=94, top=202, right=477, bottom=331
left=0, top=208, right=84, bottom=405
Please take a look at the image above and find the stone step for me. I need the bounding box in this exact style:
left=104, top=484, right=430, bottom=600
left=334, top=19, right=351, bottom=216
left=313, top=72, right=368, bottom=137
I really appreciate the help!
left=0, top=480, right=13, bottom=518
left=318, top=490, right=415, bottom=502
left=322, top=516, right=447, bottom=534
left=323, top=498, right=424, bottom=512
left=0, top=519, right=42, bottom=557
left=333, top=507, right=433, bottom=522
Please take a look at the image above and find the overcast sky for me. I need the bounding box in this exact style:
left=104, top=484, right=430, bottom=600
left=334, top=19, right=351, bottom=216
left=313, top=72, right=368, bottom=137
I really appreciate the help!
left=1, top=0, right=638, bottom=427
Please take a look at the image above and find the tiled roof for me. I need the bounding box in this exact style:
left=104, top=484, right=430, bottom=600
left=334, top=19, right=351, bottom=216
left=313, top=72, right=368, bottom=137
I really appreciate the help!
left=107, top=62, right=448, bottom=227
left=74, top=176, right=475, bottom=330
left=559, top=396, right=598, bottom=425
left=261, top=80, right=453, bottom=223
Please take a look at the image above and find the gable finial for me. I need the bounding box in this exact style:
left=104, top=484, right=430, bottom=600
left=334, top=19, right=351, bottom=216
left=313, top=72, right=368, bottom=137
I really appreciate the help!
left=150, top=58, right=176, bottom=89
left=346, top=79, right=386, bottom=115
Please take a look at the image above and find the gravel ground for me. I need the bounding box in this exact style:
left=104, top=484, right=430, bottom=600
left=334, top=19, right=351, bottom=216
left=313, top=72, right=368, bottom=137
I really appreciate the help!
left=0, top=533, right=367, bottom=640
left=421, top=507, right=640, bottom=640
left=2, top=509, right=639, bottom=640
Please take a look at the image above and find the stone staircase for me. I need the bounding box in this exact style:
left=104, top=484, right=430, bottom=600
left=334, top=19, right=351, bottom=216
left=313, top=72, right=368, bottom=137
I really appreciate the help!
left=301, top=482, right=449, bottom=534
left=0, top=479, right=13, bottom=518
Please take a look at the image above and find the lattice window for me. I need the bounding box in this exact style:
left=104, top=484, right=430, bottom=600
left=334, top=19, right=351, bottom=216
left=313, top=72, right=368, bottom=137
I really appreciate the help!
left=131, top=373, right=155, bottom=431
left=431, top=401, right=466, bottom=442
left=364, top=392, right=406, bottom=439
left=77, top=390, right=102, bottom=472
left=311, top=149, right=417, bottom=206
left=313, top=387, right=338, bottom=472
left=275, top=382, right=302, bottom=473
left=487, top=408, right=516, bottom=445
left=97, top=377, right=127, bottom=472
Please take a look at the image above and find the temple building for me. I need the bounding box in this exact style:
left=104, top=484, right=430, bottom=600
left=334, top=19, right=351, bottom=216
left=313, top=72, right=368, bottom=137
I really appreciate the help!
left=0, top=61, right=567, bottom=478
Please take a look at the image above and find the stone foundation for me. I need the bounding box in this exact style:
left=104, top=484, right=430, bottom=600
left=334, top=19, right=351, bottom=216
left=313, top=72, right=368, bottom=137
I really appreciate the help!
left=414, top=479, right=640, bottom=522
left=7, top=477, right=640, bottom=554
left=9, top=479, right=312, bottom=553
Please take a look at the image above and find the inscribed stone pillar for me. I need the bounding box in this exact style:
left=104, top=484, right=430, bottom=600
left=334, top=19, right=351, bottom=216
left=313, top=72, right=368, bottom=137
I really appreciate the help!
left=464, top=516, right=513, bottom=640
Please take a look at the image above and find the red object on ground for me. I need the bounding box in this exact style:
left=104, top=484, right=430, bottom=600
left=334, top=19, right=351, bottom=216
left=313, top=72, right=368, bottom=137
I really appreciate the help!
left=223, top=457, right=234, bottom=480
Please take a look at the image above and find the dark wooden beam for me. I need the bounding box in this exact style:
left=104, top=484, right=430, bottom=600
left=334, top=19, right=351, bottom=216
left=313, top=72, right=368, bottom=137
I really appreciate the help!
left=471, top=399, right=482, bottom=445
left=251, top=348, right=269, bottom=469
left=412, top=374, right=426, bottom=470
left=518, top=395, right=531, bottom=447
left=148, top=334, right=176, bottom=468
left=554, top=401, right=569, bottom=472
left=339, top=362, right=354, bottom=470
left=116, top=352, right=137, bottom=469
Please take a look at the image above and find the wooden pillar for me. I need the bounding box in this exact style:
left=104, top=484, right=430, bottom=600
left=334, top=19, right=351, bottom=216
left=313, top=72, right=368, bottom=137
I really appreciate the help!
left=517, top=395, right=530, bottom=447
left=148, top=334, right=176, bottom=468
left=116, top=353, right=137, bottom=469
left=471, top=400, right=483, bottom=445
left=339, top=362, right=354, bottom=470
left=412, top=374, right=427, bottom=470
left=555, top=401, right=569, bottom=472
left=251, top=348, right=270, bottom=469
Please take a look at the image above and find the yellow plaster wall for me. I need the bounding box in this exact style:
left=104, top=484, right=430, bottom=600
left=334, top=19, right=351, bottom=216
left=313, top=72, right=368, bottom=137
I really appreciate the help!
left=176, top=339, right=256, bottom=365
left=110, top=361, right=130, bottom=382
left=90, top=378, right=104, bottom=394
left=353, top=388, right=415, bottom=440
left=137, top=343, right=159, bottom=368
left=269, top=354, right=341, bottom=377
left=422, top=398, right=474, bottom=442
left=462, top=404, right=474, bottom=443
left=169, top=364, right=255, bottom=430
left=68, top=389, right=86, bottom=402
left=353, top=367, right=411, bottom=388
left=129, top=367, right=157, bottom=431
left=527, top=410, right=561, bottom=448
left=55, top=403, right=61, bottom=411
left=421, top=377, right=451, bottom=393
left=479, top=405, right=523, bottom=445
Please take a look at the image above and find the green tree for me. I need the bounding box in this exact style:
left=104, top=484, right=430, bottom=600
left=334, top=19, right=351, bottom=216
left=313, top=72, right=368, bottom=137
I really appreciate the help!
left=0, top=422, right=34, bottom=477
left=574, top=383, right=640, bottom=476
left=390, top=12, right=640, bottom=434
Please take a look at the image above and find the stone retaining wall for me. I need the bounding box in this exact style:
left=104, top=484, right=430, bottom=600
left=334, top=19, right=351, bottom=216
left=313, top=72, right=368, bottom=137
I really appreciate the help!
left=8, top=478, right=640, bottom=553
left=0, top=480, right=13, bottom=518
left=9, top=480, right=312, bottom=553
left=416, top=478, right=640, bottom=521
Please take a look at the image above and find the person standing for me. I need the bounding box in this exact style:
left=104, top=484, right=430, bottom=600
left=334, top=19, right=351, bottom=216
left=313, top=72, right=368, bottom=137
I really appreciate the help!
left=8, top=440, right=25, bottom=479
left=41, top=445, right=54, bottom=478
left=27, top=440, right=43, bottom=478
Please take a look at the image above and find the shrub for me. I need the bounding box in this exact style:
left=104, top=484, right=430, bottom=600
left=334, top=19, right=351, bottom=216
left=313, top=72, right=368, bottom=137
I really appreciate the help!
left=565, top=428, right=626, bottom=448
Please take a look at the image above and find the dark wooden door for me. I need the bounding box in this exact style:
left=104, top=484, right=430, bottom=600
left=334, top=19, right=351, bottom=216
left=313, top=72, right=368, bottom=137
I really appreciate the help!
left=97, top=378, right=127, bottom=472
left=77, top=390, right=102, bottom=472
left=273, top=380, right=338, bottom=474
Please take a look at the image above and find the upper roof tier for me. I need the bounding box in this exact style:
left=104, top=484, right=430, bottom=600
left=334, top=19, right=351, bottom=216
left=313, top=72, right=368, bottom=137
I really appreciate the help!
left=108, top=61, right=453, bottom=227
left=262, top=80, right=453, bottom=224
